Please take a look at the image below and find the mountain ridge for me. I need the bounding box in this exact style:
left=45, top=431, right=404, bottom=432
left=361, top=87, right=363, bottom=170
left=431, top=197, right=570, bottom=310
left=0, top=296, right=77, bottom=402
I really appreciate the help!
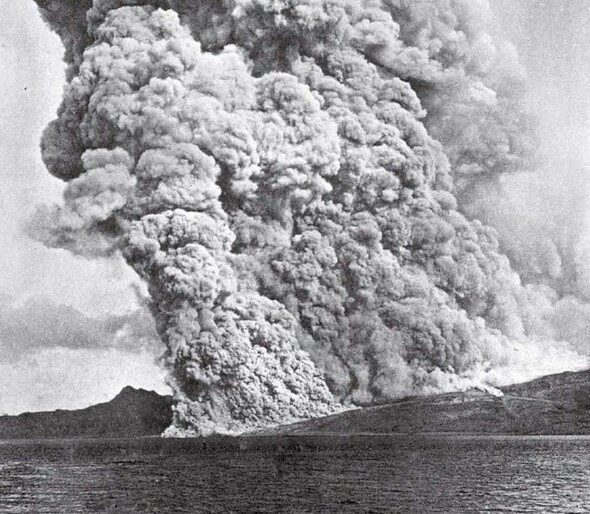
left=0, top=387, right=173, bottom=439
left=0, top=370, right=588, bottom=439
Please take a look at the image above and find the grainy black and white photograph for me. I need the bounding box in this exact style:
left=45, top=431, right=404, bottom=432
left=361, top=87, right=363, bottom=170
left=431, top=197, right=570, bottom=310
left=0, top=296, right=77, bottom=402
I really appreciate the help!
left=0, top=0, right=589, bottom=512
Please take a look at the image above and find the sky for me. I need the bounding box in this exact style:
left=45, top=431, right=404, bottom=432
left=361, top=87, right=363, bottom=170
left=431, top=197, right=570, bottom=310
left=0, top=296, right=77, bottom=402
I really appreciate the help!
left=491, top=0, right=590, bottom=172
left=0, top=0, right=169, bottom=414
left=1, top=0, right=590, bottom=414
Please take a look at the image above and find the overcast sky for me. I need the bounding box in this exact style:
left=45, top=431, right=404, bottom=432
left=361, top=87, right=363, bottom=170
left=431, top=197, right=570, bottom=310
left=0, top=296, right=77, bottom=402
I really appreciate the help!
left=0, top=0, right=169, bottom=414
left=1, top=0, right=590, bottom=413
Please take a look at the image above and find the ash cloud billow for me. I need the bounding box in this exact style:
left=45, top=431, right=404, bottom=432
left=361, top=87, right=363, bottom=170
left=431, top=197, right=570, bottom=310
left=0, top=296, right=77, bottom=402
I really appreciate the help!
left=31, top=0, right=587, bottom=435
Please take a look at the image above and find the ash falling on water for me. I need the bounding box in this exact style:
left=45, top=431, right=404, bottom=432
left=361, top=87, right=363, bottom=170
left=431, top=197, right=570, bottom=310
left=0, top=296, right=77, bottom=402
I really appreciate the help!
left=30, top=0, right=588, bottom=436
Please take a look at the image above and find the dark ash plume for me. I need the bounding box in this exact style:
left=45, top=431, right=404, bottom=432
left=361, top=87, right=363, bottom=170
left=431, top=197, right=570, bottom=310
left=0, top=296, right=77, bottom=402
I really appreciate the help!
left=32, top=0, right=587, bottom=435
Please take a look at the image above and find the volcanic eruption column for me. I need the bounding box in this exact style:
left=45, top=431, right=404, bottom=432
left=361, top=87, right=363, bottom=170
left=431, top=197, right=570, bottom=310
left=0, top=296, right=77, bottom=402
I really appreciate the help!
left=33, top=0, right=587, bottom=435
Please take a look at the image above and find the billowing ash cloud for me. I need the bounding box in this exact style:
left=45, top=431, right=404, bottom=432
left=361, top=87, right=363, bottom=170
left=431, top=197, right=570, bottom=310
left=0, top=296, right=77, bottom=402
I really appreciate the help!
left=31, top=0, right=587, bottom=435
left=382, top=0, right=536, bottom=198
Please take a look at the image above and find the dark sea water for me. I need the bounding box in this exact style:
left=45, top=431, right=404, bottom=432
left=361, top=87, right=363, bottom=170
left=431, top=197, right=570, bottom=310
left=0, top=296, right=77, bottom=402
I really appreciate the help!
left=0, top=435, right=588, bottom=513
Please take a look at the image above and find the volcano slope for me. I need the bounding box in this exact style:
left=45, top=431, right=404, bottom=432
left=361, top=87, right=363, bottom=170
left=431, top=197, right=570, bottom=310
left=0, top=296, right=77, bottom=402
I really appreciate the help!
left=256, top=369, right=590, bottom=436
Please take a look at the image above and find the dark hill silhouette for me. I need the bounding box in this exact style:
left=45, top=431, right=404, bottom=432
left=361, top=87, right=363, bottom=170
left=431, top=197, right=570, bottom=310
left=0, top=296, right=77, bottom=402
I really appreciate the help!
left=0, top=370, right=588, bottom=439
left=0, top=387, right=173, bottom=439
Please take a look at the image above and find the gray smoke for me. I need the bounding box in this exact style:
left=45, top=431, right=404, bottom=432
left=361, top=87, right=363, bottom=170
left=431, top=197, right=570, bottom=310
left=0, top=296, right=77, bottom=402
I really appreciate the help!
left=31, top=0, right=587, bottom=435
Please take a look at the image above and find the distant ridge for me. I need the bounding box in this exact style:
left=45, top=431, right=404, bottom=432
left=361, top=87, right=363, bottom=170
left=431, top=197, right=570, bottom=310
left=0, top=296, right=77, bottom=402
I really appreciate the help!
left=0, top=370, right=588, bottom=439
left=0, top=387, right=173, bottom=439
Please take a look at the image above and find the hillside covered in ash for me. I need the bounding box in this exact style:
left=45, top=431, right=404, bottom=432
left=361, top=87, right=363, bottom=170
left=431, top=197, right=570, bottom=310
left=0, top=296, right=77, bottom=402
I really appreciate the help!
left=258, top=369, right=590, bottom=436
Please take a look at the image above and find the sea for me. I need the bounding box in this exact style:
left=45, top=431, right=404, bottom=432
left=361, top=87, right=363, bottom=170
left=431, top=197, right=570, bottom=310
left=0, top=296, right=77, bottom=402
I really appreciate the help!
left=0, top=434, right=588, bottom=513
